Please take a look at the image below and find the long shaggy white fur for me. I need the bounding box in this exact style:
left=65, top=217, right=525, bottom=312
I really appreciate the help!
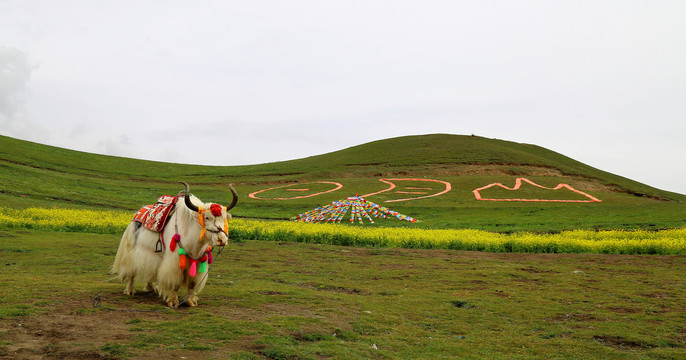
left=112, top=194, right=229, bottom=307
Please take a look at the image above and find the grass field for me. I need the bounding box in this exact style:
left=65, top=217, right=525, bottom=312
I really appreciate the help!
left=1, top=230, right=684, bottom=359
left=1, top=134, right=685, bottom=358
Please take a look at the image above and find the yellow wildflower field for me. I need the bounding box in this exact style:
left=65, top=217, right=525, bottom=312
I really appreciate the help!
left=0, top=207, right=131, bottom=234
left=230, top=219, right=686, bottom=255
left=1, top=207, right=684, bottom=254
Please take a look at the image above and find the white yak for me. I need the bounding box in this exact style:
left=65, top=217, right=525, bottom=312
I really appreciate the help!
left=112, top=182, right=237, bottom=307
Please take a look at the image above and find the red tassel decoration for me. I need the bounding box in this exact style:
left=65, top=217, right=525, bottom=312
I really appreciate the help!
left=207, top=250, right=213, bottom=264
left=171, top=233, right=180, bottom=251
left=190, top=260, right=197, bottom=277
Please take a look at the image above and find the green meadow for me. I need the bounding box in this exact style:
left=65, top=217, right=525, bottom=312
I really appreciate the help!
left=1, top=230, right=684, bottom=359
left=1, top=134, right=685, bottom=358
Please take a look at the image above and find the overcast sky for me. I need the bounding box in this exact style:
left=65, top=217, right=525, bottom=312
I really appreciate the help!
left=1, top=1, right=685, bottom=194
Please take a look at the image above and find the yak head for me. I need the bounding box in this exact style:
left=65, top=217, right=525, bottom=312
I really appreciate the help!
left=181, top=182, right=238, bottom=247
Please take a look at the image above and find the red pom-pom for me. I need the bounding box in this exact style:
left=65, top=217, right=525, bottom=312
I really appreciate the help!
left=199, top=254, right=207, bottom=263
left=171, top=233, right=180, bottom=251
left=210, top=204, right=223, bottom=217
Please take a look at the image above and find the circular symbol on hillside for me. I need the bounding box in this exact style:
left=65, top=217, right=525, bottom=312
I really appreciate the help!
left=248, top=181, right=343, bottom=200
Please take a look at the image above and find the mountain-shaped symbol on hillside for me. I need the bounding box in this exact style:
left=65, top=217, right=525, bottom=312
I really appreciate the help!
left=473, top=178, right=601, bottom=202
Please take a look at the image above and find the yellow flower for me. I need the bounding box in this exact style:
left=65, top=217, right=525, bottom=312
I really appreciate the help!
left=1, top=207, right=684, bottom=255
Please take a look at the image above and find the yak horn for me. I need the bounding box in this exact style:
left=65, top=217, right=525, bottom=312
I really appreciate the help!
left=226, top=184, right=238, bottom=211
left=179, top=181, right=200, bottom=213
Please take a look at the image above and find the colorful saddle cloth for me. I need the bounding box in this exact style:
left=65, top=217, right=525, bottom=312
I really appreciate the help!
left=132, top=195, right=178, bottom=232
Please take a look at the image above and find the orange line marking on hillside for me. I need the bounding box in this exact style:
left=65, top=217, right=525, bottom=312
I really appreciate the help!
left=249, top=182, right=343, bottom=200
left=287, top=189, right=310, bottom=191
left=363, top=178, right=452, bottom=202
left=473, top=178, right=601, bottom=202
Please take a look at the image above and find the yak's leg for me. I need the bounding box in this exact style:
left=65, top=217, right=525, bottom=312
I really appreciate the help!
left=165, top=293, right=179, bottom=308
left=158, top=253, right=184, bottom=307
left=165, top=284, right=181, bottom=308
left=144, top=282, right=156, bottom=293
left=186, top=278, right=198, bottom=307
left=124, top=276, right=136, bottom=296
left=167, top=296, right=179, bottom=308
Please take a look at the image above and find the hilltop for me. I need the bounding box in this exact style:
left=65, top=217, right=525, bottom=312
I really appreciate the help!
left=277, top=134, right=679, bottom=198
left=1, top=134, right=684, bottom=232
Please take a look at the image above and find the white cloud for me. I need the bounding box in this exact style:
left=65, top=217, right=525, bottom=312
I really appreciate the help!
left=0, top=1, right=685, bottom=193
left=0, top=46, right=49, bottom=142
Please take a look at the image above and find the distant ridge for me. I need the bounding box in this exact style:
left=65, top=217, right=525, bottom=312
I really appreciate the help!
left=1, top=133, right=684, bottom=232
left=0, top=133, right=680, bottom=199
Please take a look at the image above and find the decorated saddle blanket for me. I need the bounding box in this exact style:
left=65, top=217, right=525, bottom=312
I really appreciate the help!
left=132, top=195, right=178, bottom=232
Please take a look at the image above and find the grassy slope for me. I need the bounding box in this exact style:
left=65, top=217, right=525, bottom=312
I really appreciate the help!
left=1, top=134, right=685, bottom=232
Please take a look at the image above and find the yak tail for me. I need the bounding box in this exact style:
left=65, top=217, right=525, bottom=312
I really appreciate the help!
left=111, top=222, right=138, bottom=277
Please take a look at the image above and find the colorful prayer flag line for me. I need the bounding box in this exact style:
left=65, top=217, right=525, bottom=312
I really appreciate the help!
left=290, top=195, right=418, bottom=224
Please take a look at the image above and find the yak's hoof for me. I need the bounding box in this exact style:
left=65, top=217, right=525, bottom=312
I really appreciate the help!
left=166, top=297, right=179, bottom=308
left=124, top=288, right=135, bottom=296
left=187, top=296, right=198, bottom=307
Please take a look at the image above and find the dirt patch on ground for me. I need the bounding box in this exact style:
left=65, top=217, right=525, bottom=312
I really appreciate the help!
left=606, top=306, right=642, bottom=314
left=518, top=267, right=559, bottom=274
left=593, top=335, right=651, bottom=350
left=0, top=290, right=175, bottom=359
left=548, top=313, right=602, bottom=323
left=1, top=303, right=131, bottom=359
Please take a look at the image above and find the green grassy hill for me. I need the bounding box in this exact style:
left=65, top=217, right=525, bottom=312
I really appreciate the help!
left=1, top=133, right=684, bottom=232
